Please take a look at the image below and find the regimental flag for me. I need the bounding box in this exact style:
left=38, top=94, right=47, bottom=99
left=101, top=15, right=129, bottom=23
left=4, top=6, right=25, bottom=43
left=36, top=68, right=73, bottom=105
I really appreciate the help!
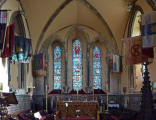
left=1, top=24, right=15, bottom=58
left=113, top=54, right=122, bottom=72
left=142, top=11, right=156, bottom=48
left=0, top=10, right=7, bottom=51
left=33, top=53, right=44, bottom=70
left=32, top=53, right=46, bottom=76
left=10, top=36, right=32, bottom=63
left=23, top=37, right=31, bottom=62
left=9, top=24, right=15, bottom=57
left=12, top=36, right=24, bottom=62
left=123, top=36, right=154, bottom=65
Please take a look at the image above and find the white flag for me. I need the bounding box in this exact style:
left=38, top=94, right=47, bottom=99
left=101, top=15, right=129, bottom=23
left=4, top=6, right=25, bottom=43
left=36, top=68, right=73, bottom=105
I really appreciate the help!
left=142, top=11, right=156, bottom=48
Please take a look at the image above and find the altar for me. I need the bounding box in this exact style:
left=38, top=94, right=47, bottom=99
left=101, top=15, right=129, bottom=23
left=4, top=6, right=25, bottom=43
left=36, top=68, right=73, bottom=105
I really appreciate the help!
left=56, top=101, right=98, bottom=119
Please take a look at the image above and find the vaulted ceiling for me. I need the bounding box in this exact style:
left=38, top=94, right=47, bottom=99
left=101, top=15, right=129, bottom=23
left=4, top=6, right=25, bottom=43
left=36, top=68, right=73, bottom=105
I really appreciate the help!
left=19, top=0, right=153, bottom=53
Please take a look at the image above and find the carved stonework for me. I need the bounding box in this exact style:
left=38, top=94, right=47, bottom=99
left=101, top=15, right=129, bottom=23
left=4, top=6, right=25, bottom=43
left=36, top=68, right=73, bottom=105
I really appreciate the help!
left=0, top=0, right=6, bottom=8
left=140, top=62, right=154, bottom=120
left=35, top=0, right=118, bottom=54
left=147, top=0, right=156, bottom=10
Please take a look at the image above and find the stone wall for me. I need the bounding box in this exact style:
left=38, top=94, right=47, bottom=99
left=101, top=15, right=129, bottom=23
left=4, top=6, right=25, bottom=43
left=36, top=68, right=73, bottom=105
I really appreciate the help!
left=43, top=25, right=118, bottom=94
left=7, top=95, right=31, bottom=115
left=32, top=95, right=45, bottom=111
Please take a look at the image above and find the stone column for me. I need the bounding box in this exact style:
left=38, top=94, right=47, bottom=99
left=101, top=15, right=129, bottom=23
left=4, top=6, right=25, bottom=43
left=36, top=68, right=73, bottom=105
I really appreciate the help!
left=110, top=73, right=120, bottom=94
left=34, top=76, right=45, bottom=95
left=86, top=45, right=90, bottom=92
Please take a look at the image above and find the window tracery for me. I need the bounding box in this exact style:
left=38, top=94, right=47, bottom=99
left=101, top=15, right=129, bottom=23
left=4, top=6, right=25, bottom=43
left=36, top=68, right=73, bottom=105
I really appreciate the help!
left=53, top=46, right=62, bottom=90
left=93, top=46, right=102, bottom=89
left=72, top=40, right=82, bottom=90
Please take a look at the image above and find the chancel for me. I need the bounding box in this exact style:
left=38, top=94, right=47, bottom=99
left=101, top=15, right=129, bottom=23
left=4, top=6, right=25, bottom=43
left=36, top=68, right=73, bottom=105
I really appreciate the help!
left=0, top=0, right=156, bottom=120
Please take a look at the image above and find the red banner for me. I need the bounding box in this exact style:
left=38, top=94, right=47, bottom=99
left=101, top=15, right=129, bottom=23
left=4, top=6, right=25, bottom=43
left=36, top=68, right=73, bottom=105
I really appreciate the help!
left=1, top=24, right=15, bottom=58
left=123, top=36, right=153, bottom=65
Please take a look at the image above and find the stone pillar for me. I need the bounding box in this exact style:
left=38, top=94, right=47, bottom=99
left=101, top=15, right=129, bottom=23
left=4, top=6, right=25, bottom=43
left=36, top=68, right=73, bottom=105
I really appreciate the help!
left=110, top=73, right=120, bottom=94
left=64, top=59, right=69, bottom=92
left=86, top=45, right=90, bottom=92
left=106, top=57, right=111, bottom=91
left=34, top=76, right=45, bottom=95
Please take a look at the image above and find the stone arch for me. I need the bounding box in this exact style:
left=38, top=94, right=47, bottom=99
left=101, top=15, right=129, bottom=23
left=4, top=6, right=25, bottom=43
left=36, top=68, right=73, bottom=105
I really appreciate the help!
left=9, top=10, right=27, bottom=89
left=65, top=25, right=90, bottom=48
left=0, top=0, right=31, bottom=39
left=65, top=26, right=89, bottom=91
left=39, top=25, right=90, bottom=53
left=9, top=11, right=26, bottom=37
left=91, top=36, right=110, bottom=55
left=89, top=39, right=107, bottom=90
left=128, top=5, right=144, bottom=37
left=0, top=0, right=6, bottom=8
left=40, top=24, right=114, bottom=55
left=40, top=24, right=115, bottom=92
left=146, top=0, right=156, bottom=10
left=127, top=5, right=144, bottom=92
left=49, top=40, right=66, bottom=91
left=35, top=0, right=118, bottom=54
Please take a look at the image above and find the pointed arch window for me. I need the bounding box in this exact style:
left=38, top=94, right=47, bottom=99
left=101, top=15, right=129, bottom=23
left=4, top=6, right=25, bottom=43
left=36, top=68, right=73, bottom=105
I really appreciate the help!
left=93, top=46, right=101, bottom=89
left=72, top=40, right=82, bottom=90
left=53, top=46, right=62, bottom=90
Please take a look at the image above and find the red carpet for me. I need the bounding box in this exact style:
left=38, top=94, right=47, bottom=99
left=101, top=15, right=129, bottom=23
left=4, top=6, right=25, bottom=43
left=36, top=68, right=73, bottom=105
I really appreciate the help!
left=65, top=117, right=93, bottom=120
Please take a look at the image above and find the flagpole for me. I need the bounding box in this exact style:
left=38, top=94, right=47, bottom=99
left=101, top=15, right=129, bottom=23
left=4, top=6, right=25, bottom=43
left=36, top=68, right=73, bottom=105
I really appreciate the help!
left=45, top=85, right=48, bottom=112
left=93, top=89, right=94, bottom=101
left=0, top=83, right=3, bottom=97
left=107, top=92, right=109, bottom=111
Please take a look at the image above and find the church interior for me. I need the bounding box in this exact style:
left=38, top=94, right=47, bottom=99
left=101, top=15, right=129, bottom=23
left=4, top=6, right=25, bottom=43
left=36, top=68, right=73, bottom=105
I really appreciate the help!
left=0, top=0, right=156, bottom=120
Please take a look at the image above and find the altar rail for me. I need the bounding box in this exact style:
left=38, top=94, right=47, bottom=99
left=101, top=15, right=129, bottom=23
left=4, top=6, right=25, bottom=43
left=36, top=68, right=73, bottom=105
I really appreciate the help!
left=4, top=93, right=156, bottom=115
left=33, top=93, right=156, bottom=112
left=48, top=94, right=124, bottom=113
left=32, top=93, right=156, bottom=112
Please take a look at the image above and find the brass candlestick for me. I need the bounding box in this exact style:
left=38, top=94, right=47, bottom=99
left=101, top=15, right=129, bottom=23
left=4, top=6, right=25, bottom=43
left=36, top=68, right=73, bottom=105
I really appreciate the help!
left=93, top=89, right=94, bottom=101
left=77, top=89, right=79, bottom=101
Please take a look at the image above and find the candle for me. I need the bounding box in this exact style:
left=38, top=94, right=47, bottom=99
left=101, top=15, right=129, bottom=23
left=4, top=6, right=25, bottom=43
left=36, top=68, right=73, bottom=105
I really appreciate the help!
left=0, top=82, right=3, bottom=98
left=77, top=89, right=78, bottom=101
left=107, top=92, right=109, bottom=111
left=61, top=89, right=63, bottom=100
left=0, top=82, right=3, bottom=91
left=93, top=89, right=94, bottom=101
left=46, top=85, right=48, bottom=112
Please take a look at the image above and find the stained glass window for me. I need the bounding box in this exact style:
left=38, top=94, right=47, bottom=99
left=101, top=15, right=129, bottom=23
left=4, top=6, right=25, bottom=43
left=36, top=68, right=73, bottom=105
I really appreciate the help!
left=53, top=46, right=62, bottom=90
left=93, top=46, right=101, bottom=89
left=72, top=40, right=82, bottom=90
